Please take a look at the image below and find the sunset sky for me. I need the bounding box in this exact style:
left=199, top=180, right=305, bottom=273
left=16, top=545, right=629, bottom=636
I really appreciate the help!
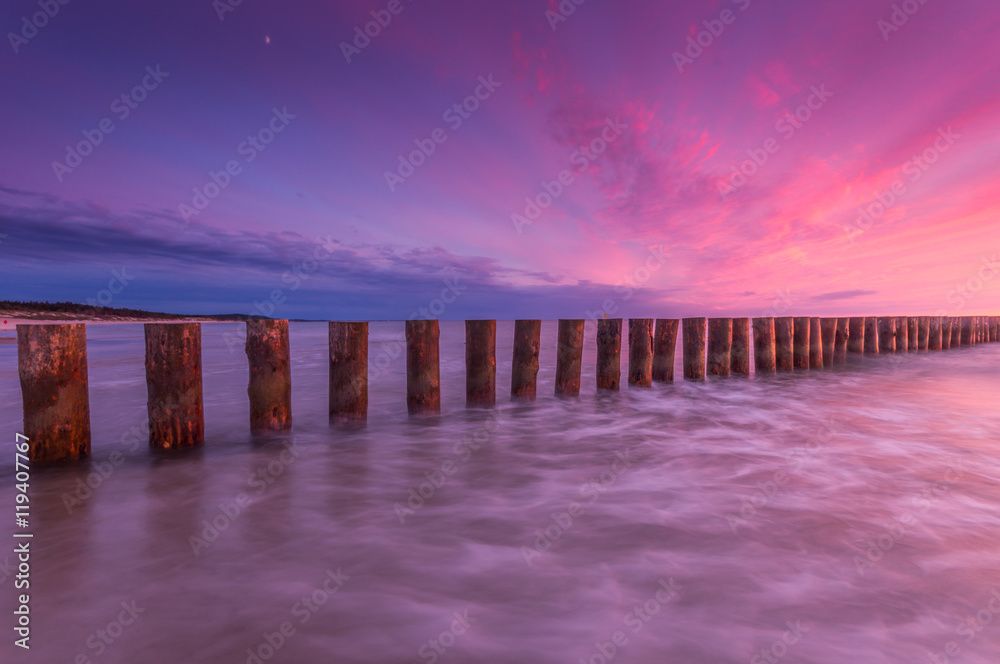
left=1, top=0, right=998, bottom=319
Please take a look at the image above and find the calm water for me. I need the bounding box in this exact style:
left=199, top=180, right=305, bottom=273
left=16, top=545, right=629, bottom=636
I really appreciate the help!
left=1, top=321, right=999, bottom=664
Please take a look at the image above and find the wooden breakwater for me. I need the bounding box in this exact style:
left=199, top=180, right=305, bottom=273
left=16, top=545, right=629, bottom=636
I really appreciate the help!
left=13, top=315, right=1000, bottom=462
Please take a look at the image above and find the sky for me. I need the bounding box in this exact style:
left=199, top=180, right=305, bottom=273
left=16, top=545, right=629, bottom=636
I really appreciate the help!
left=0, top=0, right=998, bottom=320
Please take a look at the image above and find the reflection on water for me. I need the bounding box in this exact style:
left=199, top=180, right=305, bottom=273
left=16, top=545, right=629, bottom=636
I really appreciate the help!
left=1, top=321, right=999, bottom=663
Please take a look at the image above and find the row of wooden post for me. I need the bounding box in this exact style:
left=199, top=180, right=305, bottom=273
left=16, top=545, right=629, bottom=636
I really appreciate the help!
left=14, top=315, right=1000, bottom=462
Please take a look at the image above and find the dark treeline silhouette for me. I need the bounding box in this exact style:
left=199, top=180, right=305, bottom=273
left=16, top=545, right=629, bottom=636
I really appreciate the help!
left=0, top=300, right=266, bottom=321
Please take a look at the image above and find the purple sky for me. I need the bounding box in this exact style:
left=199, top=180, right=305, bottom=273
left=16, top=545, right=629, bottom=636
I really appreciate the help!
left=1, top=0, right=998, bottom=320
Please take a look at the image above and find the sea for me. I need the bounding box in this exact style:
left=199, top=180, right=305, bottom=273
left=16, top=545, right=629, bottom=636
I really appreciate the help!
left=0, top=320, right=999, bottom=664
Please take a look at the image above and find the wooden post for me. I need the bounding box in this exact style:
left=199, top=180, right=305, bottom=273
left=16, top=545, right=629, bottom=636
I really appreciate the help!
left=929, top=316, right=943, bottom=351
left=960, top=317, right=973, bottom=346
left=596, top=318, right=622, bottom=391
left=628, top=319, right=654, bottom=387
left=809, top=317, right=824, bottom=369
left=992, top=317, right=998, bottom=342
left=465, top=320, right=496, bottom=406
left=144, top=323, right=204, bottom=449
left=652, top=319, right=679, bottom=383
left=682, top=317, right=706, bottom=381
left=246, top=319, right=292, bottom=432
left=878, top=317, right=896, bottom=354
left=820, top=318, right=837, bottom=368
left=730, top=318, right=750, bottom=376
left=946, top=317, right=958, bottom=349
left=329, top=321, right=368, bottom=423
left=405, top=320, right=440, bottom=414
left=848, top=317, right=865, bottom=354
left=511, top=320, right=541, bottom=400
left=16, top=324, right=91, bottom=463
left=793, top=317, right=810, bottom=369
left=864, top=317, right=879, bottom=355
left=907, top=317, right=918, bottom=351
left=555, top=319, right=585, bottom=396
left=834, top=317, right=849, bottom=364
left=597, top=318, right=622, bottom=391
left=895, top=316, right=908, bottom=353
left=752, top=318, right=776, bottom=373
left=774, top=317, right=794, bottom=371
left=917, top=316, right=930, bottom=351
left=707, top=318, right=732, bottom=377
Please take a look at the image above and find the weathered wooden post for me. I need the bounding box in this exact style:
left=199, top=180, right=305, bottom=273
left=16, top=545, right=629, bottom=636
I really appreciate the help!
left=465, top=320, right=496, bottom=406
left=775, top=317, right=794, bottom=371
left=555, top=319, right=585, bottom=396
left=960, top=317, right=973, bottom=346
left=406, top=320, right=440, bottom=414
left=834, top=317, right=849, bottom=364
left=820, top=318, right=837, bottom=368
left=145, top=323, right=204, bottom=449
left=707, top=318, right=732, bottom=377
left=731, top=318, right=750, bottom=376
left=992, top=317, right=999, bottom=342
left=628, top=318, right=654, bottom=387
left=947, top=317, right=959, bottom=349
left=907, top=318, right=919, bottom=351
left=511, top=320, right=541, bottom=400
left=329, top=321, right=368, bottom=423
left=793, top=317, right=811, bottom=369
left=894, top=316, right=908, bottom=353
left=878, top=317, right=896, bottom=354
left=864, top=317, right=879, bottom=355
left=596, top=318, right=622, bottom=391
left=17, top=324, right=91, bottom=462
left=245, top=319, right=292, bottom=432
left=917, top=316, right=930, bottom=351
left=752, top=318, right=776, bottom=373
left=683, top=317, right=706, bottom=380
left=929, top=316, right=943, bottom=351
left=809, top=317, right=824, bottom=369
left=848, top=317, right=865, bottom=354
left=652, top=319, right=679, bottom=383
